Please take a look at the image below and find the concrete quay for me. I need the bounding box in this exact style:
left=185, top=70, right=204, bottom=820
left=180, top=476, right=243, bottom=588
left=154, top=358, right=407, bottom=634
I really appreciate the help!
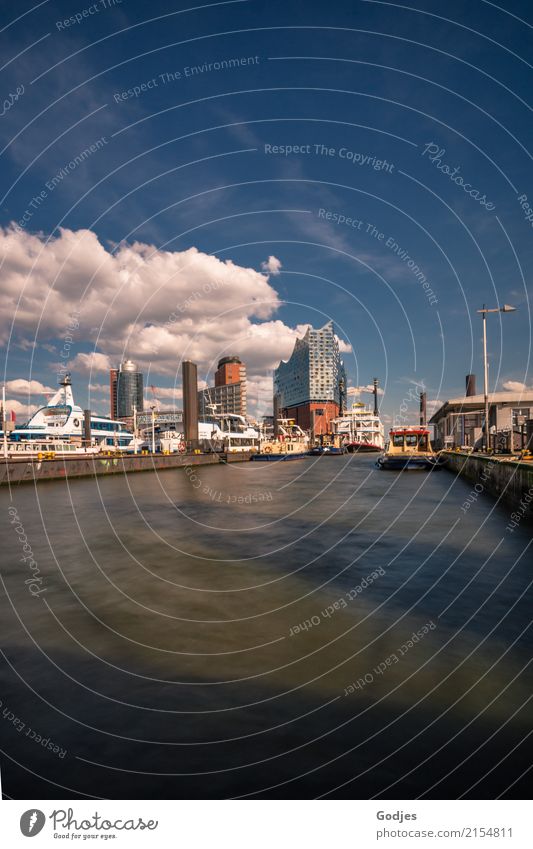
left=0, top=451, right=252, bottom=487
left=443, top=450, right=533, bottom=524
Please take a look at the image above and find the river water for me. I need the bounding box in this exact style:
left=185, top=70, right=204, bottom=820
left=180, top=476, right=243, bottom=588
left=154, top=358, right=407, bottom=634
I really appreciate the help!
left=1, top=455, right=531, bottom=798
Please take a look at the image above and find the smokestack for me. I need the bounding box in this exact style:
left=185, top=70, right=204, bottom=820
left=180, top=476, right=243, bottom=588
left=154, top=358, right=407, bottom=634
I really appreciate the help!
left=419, top=392, right=427, bottom=426
left=273, top=395, right=279, bottom=439
left=182, top=360, right=199, bottom=448
left=373, top=378, right=379, bottom=416
left=83, top=409, right=92, bottom=447
left=466, top=374, right=476, bottom=397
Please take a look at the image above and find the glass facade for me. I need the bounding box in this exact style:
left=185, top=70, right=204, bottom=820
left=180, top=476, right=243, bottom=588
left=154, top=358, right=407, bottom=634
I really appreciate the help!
left=116, top=360, right=144, bottom=418
left=274, top=321, right=346, bottom=407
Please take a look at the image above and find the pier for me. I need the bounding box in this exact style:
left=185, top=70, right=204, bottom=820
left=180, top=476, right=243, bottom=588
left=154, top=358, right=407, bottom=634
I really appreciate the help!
left=443, top=450, right=533, bottom=523
left=0, top=450, right=252, bottom=487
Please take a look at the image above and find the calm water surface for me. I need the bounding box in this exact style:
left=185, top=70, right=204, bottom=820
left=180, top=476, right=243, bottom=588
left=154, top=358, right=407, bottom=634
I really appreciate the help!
left=1, top=455, right=531, bottom=798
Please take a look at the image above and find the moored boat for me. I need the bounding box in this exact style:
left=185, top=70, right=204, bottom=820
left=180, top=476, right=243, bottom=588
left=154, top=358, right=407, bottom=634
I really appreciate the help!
left=331, top=403, right=385, bottom=453
left=376, top=426, right=443, bottom=470
left=252, top=419, right=309, bottom=461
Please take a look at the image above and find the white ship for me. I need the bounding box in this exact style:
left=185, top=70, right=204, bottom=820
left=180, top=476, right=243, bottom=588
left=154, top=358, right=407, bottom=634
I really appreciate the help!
left=331, top=403, right=385, bottom=453
left=6, top=374, right=137, bottom=453
left=156, top=414, right=260, bottom=454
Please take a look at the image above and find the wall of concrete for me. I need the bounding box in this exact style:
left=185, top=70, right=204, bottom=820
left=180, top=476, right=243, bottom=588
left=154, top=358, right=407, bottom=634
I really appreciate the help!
left=0, top=452, right=252, bottom=487
left=443, top=451, right=533, bottom=525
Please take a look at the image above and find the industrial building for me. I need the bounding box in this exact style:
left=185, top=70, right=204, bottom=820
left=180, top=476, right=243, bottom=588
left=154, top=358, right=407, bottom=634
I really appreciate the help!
left=430, top=375, right=533, bottom=451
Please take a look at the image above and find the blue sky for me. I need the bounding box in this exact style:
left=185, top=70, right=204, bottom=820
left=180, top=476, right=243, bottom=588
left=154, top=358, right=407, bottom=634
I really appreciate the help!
left=1, top=0, right=531, bottom=422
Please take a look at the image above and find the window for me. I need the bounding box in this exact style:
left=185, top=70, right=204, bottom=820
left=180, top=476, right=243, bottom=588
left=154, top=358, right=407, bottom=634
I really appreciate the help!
left=392, top=434, right=404, bottom=447
left=405, top=434, right=418, bottom=447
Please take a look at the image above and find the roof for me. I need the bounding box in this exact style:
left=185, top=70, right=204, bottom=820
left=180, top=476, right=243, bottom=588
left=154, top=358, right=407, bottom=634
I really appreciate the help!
left=430, top=391, right=533, bottom=424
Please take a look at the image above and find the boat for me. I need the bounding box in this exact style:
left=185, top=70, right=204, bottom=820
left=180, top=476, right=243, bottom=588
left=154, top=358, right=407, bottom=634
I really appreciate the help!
left=331, top=403, right=385, bottom=453
left=135, top=412, right=260, bottom=454
left=308, top=436, right=346, bottom=455
left=376, top=426, right=443, bottom=470
left=251, top=419, right=309, bottom=461
left=5, top=374, right=138, bottom=453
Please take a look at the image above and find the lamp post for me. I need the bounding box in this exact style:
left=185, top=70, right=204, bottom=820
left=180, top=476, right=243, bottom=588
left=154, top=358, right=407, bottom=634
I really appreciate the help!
left=133, top=403, right=138, bottom=455
left=477, top=304, right=517, bottom=452
left=150, top=404, right=156, bottom=454
left=2, top=385, right=8, bottom=459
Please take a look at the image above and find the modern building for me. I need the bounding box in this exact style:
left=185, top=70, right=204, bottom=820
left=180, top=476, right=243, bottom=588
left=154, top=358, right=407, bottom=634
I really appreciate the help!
left=111, top=360, right=144, bottom=419
left=430, top=375, right=533, bottom=451
left=198, top=356, right=247, bottom=418
left=274, top=321, right=347, bottom=435
left=109, top=368, right=118, bottom=419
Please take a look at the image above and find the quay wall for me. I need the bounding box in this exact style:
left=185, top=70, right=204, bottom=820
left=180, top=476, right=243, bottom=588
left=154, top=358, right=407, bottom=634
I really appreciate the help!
left=0, top=451, right=252, bottom=487
left=443, top=451, right=533, bottom=524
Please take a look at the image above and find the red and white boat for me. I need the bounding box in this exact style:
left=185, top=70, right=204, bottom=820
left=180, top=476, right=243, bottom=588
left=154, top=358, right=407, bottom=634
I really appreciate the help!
left=331, top=403, right=385, bottom=453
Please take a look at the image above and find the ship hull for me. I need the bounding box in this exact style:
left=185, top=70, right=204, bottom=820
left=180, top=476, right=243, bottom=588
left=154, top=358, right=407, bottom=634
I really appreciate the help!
left=345, top=442, right=382, bottom=453
left=376, top=454, right=443, bottom=471
left=251, top=452, right=309, bottom=461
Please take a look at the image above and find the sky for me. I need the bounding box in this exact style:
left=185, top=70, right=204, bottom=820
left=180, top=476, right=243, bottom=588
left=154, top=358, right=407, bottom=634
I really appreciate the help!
left=1, top=0, right=532, bottom=424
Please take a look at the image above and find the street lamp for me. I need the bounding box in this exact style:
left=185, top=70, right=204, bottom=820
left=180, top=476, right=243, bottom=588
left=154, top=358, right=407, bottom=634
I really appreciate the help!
left=477, top=304, right=517, bottom=452
left=150, top=404, right=156, bottom=454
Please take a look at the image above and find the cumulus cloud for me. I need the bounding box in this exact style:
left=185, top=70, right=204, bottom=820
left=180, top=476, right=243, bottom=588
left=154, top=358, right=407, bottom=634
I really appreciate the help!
left=2, top=226, right=351, bottom=413
left=3, top=399, right=39, bottom=418
left=5, top=378, right=54, bottom=396
left=348, top=384, right=384, bottom=397
left=502, top=380, right=528, bottom=392
left=261, top=255, right=282, bottom=275
left=69, top=352, right=114, bottom=373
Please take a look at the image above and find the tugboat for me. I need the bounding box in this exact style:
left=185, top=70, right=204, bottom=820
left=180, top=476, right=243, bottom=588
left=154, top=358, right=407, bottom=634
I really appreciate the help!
left=376, top=426, right=443, bottom=470
left=251, top=419, right=309, bottom=461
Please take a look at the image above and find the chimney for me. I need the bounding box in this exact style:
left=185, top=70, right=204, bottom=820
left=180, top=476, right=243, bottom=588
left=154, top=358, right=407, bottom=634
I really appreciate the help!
left=419, top=392, right=427, bottom=426
left=273, top=395, right=279, bottom=439
left=466, top=374, right=476, bottom=397
left=182, top=360, right=198, bottom=448
left=373, top=378, right=379, bottom=416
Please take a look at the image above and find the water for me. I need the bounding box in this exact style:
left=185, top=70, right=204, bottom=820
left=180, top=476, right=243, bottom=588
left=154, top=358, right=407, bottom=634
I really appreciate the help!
left=1, top=455, right=531, bottom=798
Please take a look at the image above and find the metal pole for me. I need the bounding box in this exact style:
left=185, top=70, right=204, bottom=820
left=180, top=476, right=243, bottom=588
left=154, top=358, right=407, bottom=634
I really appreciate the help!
left=133, top=403, right=137, bottom=454
left=151, top=407, right=156, bottom=453
left=2, top=385, right=8, bottom=459
left=482, top=307, right=490, bottom=452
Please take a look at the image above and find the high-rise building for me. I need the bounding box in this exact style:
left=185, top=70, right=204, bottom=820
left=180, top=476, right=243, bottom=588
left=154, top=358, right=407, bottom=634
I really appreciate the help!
left=274, top=321, right=347, bottom=434
left=198, top=356, right=247, bottom=418
left=113, top=360, right=144, bottom=418
left=109, top=368, right=118, bottom=419
left=215, top=356, right=246, bottom=388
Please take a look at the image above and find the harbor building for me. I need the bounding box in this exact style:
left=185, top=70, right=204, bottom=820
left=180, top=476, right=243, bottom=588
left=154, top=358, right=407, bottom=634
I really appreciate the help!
left=198, top=356, right=247, bottom=418
left=111, top=360, right=144, bottom=419
left=430, top=375, right=533, bottom=451
left=274, top=321, right=347, bottom=435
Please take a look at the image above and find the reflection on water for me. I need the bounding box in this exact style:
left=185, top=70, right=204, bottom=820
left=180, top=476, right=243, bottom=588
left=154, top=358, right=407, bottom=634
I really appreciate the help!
left=1, top=456, right=531, bottom=798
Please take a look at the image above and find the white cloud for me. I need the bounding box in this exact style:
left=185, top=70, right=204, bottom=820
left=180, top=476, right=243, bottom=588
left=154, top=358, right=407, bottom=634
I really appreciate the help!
left=69, top=352, right=114, bottom=373
left=3, top=399, right=39, bottom=418
left=261, top=255, right=282, bottom=275
left=348, top=384, right=384, bottom=397
left=502, top=380, right=528, bottom=392
left=4, top=378, right=54, bottom=396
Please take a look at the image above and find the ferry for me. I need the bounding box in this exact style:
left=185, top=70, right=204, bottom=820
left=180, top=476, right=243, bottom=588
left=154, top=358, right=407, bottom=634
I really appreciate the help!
left=376, top=426, right=443, bottom=470
left=6, top=374, right=137, bottom=452
left=252, top=419, right=309, bottom=461
left=331, top=403, right=385, bottom=453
